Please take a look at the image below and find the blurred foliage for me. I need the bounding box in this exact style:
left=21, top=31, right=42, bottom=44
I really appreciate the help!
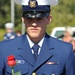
left=0, top=0, right=75, bottom=40
left=0, top=29, right=5, bottom=41
left=47, top=0, right=75, bottom=34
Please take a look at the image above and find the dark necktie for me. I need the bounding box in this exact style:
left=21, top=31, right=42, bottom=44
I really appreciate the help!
left=32, top=44, right=39, bottom=61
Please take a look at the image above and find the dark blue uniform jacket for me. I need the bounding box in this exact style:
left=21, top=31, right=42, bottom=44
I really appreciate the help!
left=0, top=33, right=75, bottom=75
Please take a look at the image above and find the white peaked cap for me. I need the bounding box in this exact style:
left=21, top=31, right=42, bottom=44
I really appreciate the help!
left=15, top=0, right=58, bottom=6
left=5, top=23, right=14, bottom=29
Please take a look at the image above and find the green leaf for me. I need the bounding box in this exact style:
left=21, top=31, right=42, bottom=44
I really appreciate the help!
left=14, top=71, right=21, bottom=75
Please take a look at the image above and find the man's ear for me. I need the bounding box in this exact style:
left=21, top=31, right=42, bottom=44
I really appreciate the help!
left=22, top=17, right=24, bottom=22
left=48, top=15, right=52, bottom=23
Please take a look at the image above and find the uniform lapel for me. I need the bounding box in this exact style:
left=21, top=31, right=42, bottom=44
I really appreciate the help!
left=17, top=34, right=54, bottom=70
left=18, top=34, right=35, bottom=67
left=33, top=34, right=54, bottom=71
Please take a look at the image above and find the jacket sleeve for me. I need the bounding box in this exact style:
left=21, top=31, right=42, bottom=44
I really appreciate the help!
left=65, top=45, right=75, bottom=75
left=0, top=44, right=5, bottom=75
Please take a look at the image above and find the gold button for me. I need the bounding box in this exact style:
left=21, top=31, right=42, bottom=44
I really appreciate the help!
left=32, top=72, right=37, bottom=75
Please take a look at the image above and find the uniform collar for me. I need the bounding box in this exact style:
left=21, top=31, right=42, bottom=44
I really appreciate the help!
left=26, top=34, right=44, bottom=48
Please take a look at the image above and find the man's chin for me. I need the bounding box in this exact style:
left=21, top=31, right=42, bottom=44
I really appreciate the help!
left=29, top=34, right=39, bottom=38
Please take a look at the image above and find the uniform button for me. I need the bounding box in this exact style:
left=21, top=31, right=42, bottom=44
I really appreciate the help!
left=32, top=72, right=37, bottom=75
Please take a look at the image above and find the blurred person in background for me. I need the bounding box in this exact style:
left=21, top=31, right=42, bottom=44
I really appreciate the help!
left=3, top=23, right=17, bottom=40
left=62, top=26, right=73, bottom=43
left=62, top=27, right=75, bottom=53
left=16, top=30, right=22, bottom=36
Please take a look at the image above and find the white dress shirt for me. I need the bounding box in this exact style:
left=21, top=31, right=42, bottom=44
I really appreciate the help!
left=26, top=35, right=44, bottom=54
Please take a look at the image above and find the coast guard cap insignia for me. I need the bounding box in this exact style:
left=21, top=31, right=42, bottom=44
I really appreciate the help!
left=29, top=0, right=37, bottom=8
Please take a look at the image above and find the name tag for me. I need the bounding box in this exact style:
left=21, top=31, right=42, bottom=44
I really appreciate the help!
left=16, top=60, right=25, bottom=64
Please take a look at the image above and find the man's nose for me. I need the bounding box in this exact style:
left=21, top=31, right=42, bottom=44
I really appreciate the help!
left=32, top=23, right=37, bottom=26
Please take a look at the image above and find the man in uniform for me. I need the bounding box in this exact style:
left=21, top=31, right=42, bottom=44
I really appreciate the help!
left=0, top=0, right=75, bottom=75
left=3, top=23, right=17, bottom=40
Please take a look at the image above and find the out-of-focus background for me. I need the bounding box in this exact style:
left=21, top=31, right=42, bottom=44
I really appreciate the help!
left=0, top=0, right=75, bottom=41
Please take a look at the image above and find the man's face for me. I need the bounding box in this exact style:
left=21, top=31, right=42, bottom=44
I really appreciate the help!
left=22, top=16, right=51, bottom=42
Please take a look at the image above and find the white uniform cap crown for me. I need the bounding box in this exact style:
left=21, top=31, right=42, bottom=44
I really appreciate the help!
left=5, top=23, right=14, bottom=29
left=15, top=0, right=58, bottom=6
